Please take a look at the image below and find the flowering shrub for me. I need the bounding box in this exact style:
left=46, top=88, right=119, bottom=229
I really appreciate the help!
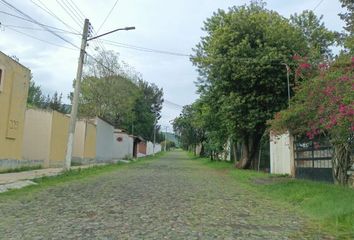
left=269, top=55, right=354, bottom=185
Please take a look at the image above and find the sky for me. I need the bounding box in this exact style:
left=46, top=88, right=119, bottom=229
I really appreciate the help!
left=0, top=0, right=345, bottom=132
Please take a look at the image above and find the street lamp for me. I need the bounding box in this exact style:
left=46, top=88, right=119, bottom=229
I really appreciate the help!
left=281, top=63, right=291, bottom=107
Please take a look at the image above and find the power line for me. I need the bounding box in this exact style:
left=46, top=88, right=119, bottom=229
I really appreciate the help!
left=67, top=0, right=86, bottom=20
left=0, top=10, right=79, bottom=34
left=313, top=0, right=324, bottom=11
left=62, top=0, right=85, bottom=21
left=97, top=0, right=119, bottom=34
left=0, top=23, right=80, bottom=35
left=0, top=0, right=80, bottom=49
left=56, top=0, right=83, bottom=30
left=5, top=26, right=77, bottom=51
left=30, top=0, right=80, bottom=34
left=101, top=39, right=191, bottom=57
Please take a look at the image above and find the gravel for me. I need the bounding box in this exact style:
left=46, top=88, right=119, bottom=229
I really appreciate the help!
left=0, top=151, right=329, bottom=239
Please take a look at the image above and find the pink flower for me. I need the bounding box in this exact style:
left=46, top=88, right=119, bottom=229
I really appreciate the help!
left=299, top=63, right=311, bottom=69
left=339, top=104, right=347, bottom=114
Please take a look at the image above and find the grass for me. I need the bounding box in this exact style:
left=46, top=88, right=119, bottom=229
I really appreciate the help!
left=0, top=165, right=42, bottom=174
left=0, top=151, right=165, bottom=198
left=193, top=155, right=354, bottom=237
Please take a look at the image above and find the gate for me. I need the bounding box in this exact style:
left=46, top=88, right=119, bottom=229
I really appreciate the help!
left=294, top=137, right=333, bottom=183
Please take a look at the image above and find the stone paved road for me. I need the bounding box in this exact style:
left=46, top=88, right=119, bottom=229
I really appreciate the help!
left=0, top=151, right=326, bottom=239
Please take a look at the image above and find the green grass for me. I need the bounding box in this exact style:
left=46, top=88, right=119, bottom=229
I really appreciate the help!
left=193, top=155, right=354, bottom=237
left=0, top=165, right=42, bottom=174
left=0, top=152, right=165, bottom=198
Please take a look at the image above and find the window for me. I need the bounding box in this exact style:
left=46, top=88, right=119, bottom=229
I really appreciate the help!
left=0, top=68, right=3, bottom=92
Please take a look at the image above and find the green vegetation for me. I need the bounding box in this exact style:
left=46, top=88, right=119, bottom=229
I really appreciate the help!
left=174, top=1, right=338, bottom=170
left=194, top=156, right=354, bottom=237
left=0, top=165, right=42, bottom=174
left=0, top=152, right=165, bottom=198
left=79, top=50, right=164, bottom=142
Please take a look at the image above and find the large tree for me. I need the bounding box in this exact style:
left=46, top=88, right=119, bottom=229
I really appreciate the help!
left=79, top=50, right=164, bottom=141
left=339, top=0, right=354, bottom=52
left=290, top=10, right=338, bottom=60
left=191, top=2, right=309, bottom=169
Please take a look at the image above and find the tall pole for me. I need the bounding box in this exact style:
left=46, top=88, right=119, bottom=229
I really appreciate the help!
left=286, top=64, right=291, bottom=107
left=164, top=126, right=168, bottom=152
left=282, top=63, right=291, bottom=107
left=153, top=119, right=156, bottom=156
left=64, top=19, right=90, bottom=170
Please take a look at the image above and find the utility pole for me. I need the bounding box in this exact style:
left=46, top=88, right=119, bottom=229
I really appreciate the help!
left=64, top=19, right=135, bottom=170
left=153, top=119, right=157, bottom=156
left=64, top=18, right=90, bottom=170
left=164, top=126, right=168, bottom=152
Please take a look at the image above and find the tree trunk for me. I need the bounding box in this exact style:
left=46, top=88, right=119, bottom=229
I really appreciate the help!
left=332, top=142, right=352, bottom=185
left=200, top=144, right=205, bottom=157
left=236, top=134, right=261, bottom=169
left=232, top=142, right=237, bottom=163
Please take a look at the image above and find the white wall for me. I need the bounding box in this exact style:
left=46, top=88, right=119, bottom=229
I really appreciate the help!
left=113, top=131, right=133, bottom=159
left=270, top=132, right=294, bottom=176
left=155, top=144, right=161, bottom=153
left=95, top=118, right=114, bottom=162
left=146, top=141, right=154, bottom=155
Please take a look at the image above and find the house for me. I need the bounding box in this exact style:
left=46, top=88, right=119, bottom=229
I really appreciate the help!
left=72, top=119, right=96, bottom=165
left=22, top=109, right=70, bottom=168
left=112, top=129, right=134, bottom=159
left=0, top=52, right=30, bottom=171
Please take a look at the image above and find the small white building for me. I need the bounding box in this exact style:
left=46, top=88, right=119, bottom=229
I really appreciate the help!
left=270, top=132, right=295, bottom=176
left=113, top=129, right=134, bottom=159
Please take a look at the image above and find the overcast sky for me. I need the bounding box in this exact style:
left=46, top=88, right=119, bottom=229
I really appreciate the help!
left=0, top=0, right=345, bottom=131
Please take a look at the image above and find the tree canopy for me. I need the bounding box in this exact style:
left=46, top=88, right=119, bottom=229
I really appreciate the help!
left=190, top=2, right=310, bottom=168
left=79, top=50, right=164, bottom=142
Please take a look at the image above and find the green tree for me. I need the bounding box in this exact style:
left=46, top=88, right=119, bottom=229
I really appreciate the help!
left=339, top=0, right=354, bottom=52
left=290, top=10, right=338, bottom=60
left=129, top=80, right=164, bottom=141
left=191, top=2, right=308, bottom=169
left=79, top=50, right=164, bottom=140
left=27, top=76, right=45, bottom=108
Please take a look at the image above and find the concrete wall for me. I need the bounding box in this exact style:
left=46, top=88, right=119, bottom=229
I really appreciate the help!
left=49, top=111, right=69, bottom=167
left=112, top=131, right=133, bottom=159
left=84, top=122, right=96, bottom=159
left=95, top=117, right=114, bottom=162
left=0, top=52, right=30, bottom=166
left=155, top=144, right=161, bottom=153
left=73, top=120, right=96, bottom=164
left=22, top=109, right=52, bottom=167
left=270, top=132, right=295, bottom=176
left=73, top=120, right=86, bottom=159
left=146, top=141, right=154, bottom=155
left=22, top=109, right=69, bottom=168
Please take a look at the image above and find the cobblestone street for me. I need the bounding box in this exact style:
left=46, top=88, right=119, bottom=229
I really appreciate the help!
left=0, top=151, right=325, bottom=239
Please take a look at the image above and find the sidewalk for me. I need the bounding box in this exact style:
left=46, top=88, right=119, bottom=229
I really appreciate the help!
left=0, top=163, right=114, bottom=185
